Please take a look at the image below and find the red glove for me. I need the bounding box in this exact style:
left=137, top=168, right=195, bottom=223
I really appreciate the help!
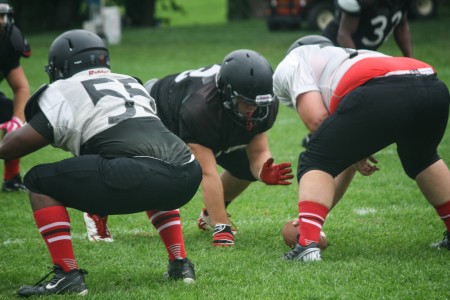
left=0, top=116, right=23, bottom=134
left=259, top=158, right=294, bottom=185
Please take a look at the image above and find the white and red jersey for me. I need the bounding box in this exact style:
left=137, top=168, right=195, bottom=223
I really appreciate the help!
left=273, top=45, right=435, bottom=114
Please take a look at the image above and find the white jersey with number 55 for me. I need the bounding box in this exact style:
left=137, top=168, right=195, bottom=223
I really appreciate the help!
left=38, top=69, right=158, bottom=156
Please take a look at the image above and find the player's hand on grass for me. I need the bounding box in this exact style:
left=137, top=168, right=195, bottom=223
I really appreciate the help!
left=259, top=157, right=294, bottom=185
left=353, top=155, right=379, bottom=176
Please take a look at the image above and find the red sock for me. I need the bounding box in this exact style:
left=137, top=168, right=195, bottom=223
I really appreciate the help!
left=435, top=200, right=450, bottom=232
left=298, top=201, right=329, bottom=246
left=4, top=159, right=20, bottom=180
left=146, top=209, right=186, bottom=260
left=33, top=206, right=78, bottom=272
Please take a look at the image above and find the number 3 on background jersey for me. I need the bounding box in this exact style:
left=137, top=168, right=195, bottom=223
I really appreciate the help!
left=362, top=11, right=402, bottom=47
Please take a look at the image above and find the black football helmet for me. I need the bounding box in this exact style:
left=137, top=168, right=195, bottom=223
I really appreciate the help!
left=45, top=29, right=110, bottom=83
left=216, top=49, right=275, bottom=130
left=0, top=0, right=14, bottom=33
left=286, top=35, right=334, bottom=54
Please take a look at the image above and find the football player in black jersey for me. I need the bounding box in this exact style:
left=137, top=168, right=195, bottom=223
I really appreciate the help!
left=322, top=0, right=412, bottom=57
left=0, top=29, right=203, bottom=296
left=84, top=49, right=294, bottom=247
left=0, top=0, right=31, bottom=192
left=149, top=49, right=294, bottom=246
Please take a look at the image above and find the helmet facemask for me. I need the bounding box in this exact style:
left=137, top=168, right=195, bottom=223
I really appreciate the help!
left=220, top=81, right=274, bottom=131
left=216, top=49, right=275, bottom=131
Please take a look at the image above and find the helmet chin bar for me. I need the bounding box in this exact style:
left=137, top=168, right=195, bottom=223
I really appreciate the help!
left=222, top=89, right=271, bottom=131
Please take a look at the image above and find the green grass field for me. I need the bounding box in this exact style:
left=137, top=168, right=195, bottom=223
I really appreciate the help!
left=1, top=3, right=450, bottom=299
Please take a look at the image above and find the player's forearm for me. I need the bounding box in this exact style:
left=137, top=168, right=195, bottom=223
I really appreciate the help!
left=394, top=23, right=413, bottom=57
left=200, top=173, right=229, bottom=224
left=13, top=87, right=30, bottom=122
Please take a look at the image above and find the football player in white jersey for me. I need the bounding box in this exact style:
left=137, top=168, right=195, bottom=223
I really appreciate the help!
left=0, top=29, right=202, bottom=296
left=273, top=35, right=450, bottom=261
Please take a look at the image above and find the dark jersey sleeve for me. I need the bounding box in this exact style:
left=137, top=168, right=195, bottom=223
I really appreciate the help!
left=27, top=109, right=55, bottom=143
left=179, top=84, right=280, bottom=154
left=0, top=25, right=29, bottom=81
left=178, top=86, right=224, bottom=149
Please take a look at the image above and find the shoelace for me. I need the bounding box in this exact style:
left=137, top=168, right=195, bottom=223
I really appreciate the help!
left=31, top=268, right=57, bottom=287
left=31, top=267, right=88, bottom=287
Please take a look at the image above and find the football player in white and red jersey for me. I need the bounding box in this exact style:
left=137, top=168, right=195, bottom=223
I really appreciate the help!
left=0, top=0, right=31, bottom=192
left=84, top=49, right=294, bottom=247
left=273, top=35, right=450, bottom=261
left=0, top=29, right=202, bottom=296
left=322, top=0, right=412, bottom=57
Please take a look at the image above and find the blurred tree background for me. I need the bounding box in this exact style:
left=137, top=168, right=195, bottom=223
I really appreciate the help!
left=9, top=0, right=265, bottom=33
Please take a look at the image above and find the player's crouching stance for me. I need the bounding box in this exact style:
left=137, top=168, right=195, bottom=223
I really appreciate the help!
left=0, top=29, right=202, bottom=297
left=273, top=35, right=450, bottom=262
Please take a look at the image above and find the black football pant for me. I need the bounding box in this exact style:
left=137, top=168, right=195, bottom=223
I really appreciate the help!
left=298, top=74, right=450, bottom=180
left=24, top=155, right=202, bottom=216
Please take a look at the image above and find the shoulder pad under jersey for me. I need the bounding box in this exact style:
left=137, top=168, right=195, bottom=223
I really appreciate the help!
left=338, top=0, right=361, bottom=13
left=25, top=84, right=49, bottom=122
left=9, top=25, right=31, bottom=57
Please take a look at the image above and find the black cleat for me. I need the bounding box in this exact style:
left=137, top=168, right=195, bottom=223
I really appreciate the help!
left=431, top=231, right=449, bottom=250
left=17, top=265, right=88, bottom=297
left=164, top=258, right=195, bottom=283
left=283, top=242, right=322, bottom=262
left=2, top=174, right=27, bottom=192
left=212, top=223, right=235, bottom=246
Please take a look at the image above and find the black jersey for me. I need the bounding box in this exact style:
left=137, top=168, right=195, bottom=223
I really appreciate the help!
left=149, top=64, right=279, bottom=156
left=0, top=25, right=30, bottom=82
left=322, top=0, right=409, bottom=50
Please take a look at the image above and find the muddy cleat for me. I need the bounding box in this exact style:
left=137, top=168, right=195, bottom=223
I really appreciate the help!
left=197, top=208, right=237, bottom=235
left=2, top=174, right=27, bottom=192
left=283, top=242, right=322, bottom=262
left=83, top=213, right=113, bottom=242
left=164, top=258, right=195, bottom=283
left=17, top=265, right=88, bottom=297
left=212, top=224, right=234, bottom=247
left=431, top=231, right=449, bottom=250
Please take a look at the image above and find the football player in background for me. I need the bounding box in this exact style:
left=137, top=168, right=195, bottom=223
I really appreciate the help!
left=84, top=49, right=294, bottom=247
left=0, top=29, right=202, bottom=296
left=273, top=35, right=450, bottom=261
left=322, top=0, right=413, bottom=57
left=0, top=0, right=31, bottom=192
